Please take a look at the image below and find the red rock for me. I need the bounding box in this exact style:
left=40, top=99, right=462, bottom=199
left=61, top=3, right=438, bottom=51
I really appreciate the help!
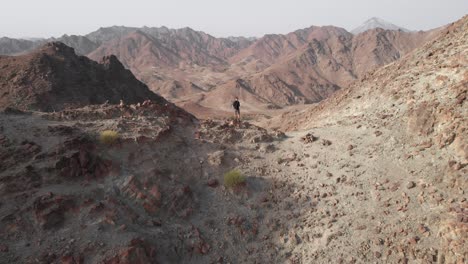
left=408, top=236, right=420, bottom=245
left=33, top=194, right=75, bottom=229
left=61, top=255, right=83, bottom=264
left=104, top=240, right=156, bottom=264
left=143, top=201, right=158, bottom=214
left=200, top=242, right=210, bottom=254
left=149, top=186, right=161, bottom=200
left=0, top=244, right=8, bottom=252
left=407, top=102, right=436, bottom=136
left=79, top=149, right=91, bottom=168
left=207, top=179, right=219, bottom=187
left=104, top=247, right=150, bottom=264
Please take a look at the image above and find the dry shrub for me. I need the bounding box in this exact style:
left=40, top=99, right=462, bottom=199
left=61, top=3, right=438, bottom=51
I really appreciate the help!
left=224, top=170, right=245, bottom=189
left=99, top=130, right=119, bottom=145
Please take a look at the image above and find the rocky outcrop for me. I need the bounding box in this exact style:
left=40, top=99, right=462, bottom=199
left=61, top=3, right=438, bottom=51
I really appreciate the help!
left=0, top=42, right=166, bottom=111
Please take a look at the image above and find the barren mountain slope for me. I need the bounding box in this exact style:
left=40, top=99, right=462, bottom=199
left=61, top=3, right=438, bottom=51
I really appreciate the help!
left=271, top=16, right=467, bottom=159
left=0, top=23, right=436, bottom=114
left=242, top=36, right=356, bottom=105
left=230, top=26, right=351, bottom=65
left=255, top=15, right=467, bottom=263
left=0, top=42, right=165, bottom=112
left=53, top=35, right=99, bottom=55
left=85, top=24, right=436, bottom=112
left=193, top=28, right=437, bottom=113
left=0, top=37, right=43, bottom=55
left=85, top=26, right=139, bottom=45
left=351, top=27, right=443, bottom=76
left=87, top=26, right=252, bottom=61
left=0, top=16, right=466, bottom=264
left=88, top=31, right=182, bottom=70
left=86, top=28, right=250, bottom=102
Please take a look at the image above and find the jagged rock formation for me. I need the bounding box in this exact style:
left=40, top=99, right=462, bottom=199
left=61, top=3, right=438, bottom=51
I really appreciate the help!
left=0, top=42, right=165, bottom=111
left=0, top=21, right=445, bottom=115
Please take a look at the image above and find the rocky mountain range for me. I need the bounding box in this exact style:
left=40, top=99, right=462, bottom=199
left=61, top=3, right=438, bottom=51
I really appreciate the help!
left=268, top=16, right=467, bottom=164
left=0, top=18, right=446, bottom=116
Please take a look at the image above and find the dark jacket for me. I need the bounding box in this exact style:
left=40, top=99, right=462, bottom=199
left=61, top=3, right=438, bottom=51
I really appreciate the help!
left=233, top=100, right=240, bottom=110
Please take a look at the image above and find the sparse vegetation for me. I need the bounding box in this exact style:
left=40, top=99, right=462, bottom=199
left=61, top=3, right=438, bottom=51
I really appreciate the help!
left=99, top=130, right=119, bottom=145
left=224, top=169, right=246, bottom=188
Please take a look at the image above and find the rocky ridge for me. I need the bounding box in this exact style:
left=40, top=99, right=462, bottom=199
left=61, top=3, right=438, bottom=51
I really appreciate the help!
left=0, top=42, right=165, bottom=112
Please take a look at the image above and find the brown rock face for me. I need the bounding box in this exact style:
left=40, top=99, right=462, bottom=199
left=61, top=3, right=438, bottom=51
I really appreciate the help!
left=33, top=193, right=75, bottom=229
left=192, top=26, right=440, bottom=113
left=0, top=42, right=166, bottom=111
left=407, top=102, right=436, bottom=136
left=104, top=239, right=157, bottom=264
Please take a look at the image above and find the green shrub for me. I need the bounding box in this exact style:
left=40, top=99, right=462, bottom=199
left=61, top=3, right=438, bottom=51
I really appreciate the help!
left=224, top=169, right=246, bottom=188
left=99, top=130, right=119, bottom=145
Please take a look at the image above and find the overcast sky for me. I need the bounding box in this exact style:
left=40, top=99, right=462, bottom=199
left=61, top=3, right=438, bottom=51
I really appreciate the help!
left=1, top=0, right=467, bottom=38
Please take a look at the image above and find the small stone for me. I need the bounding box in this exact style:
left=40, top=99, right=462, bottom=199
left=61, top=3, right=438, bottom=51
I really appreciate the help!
left=408, top=236, right=419, bottom=245
left=417, top=225, right=427, bottom=234
left=375, top=252, right=382, bottom=258
left=207, top=179, right=219, bottom=188
left=406, top=181, right=416, bottom=189
left=301, top=133, right=318, bottom=143
left=0, top=244, right=8, bottom=252
left=374, top=238, right=384, bottom=245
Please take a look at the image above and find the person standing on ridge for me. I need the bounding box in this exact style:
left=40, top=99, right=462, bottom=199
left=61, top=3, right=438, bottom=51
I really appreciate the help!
left=232, top=97, right=240, bottom=122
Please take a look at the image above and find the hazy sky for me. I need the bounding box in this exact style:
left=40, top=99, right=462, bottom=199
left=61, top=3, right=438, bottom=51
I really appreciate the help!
left=1, top=0, right=467, bottom=38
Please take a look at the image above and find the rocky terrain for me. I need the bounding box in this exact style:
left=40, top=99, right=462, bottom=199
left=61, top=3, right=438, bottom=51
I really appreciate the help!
left=0, top=15, right=466, bottom=264
left=0, top=42, right=165, bottom=111
left=261, top=15, right=467, bottom=262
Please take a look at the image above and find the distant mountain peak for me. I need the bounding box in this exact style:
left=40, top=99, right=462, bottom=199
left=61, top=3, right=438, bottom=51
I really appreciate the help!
left=351, top=17, right=410, bottom=34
